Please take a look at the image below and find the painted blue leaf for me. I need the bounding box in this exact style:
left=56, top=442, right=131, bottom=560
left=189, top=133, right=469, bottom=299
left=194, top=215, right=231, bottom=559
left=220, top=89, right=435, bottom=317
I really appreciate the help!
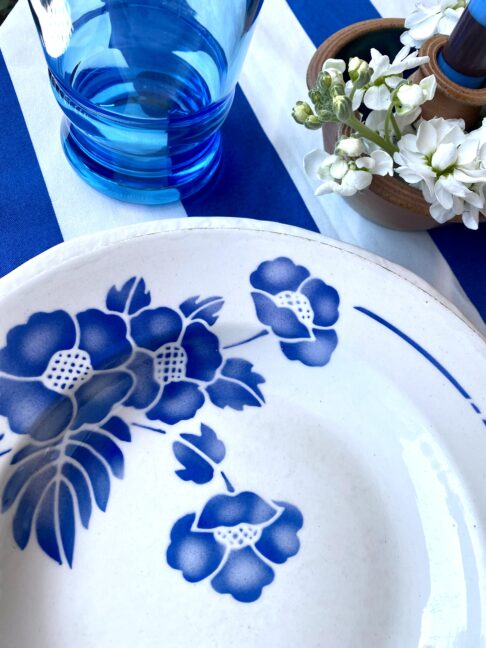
left=2, top=449, right=60, bottom=512
left=11, top=442, right=60, bottom=465
left=70, top=431, right=124, bottom=478
left=207, top=359, right=265, bottom=411
left=173, top=441, right=214, bottom=485
left=179, top=296, right=224, bottom=326
left=13, top=466, right=56, bottom=550
left=106, top=277, right=151, bottom=315
left=180, top=424, right=225, bottom=464
left=102, top=416, right=131, bottom=442
left=59, top=482, right=75, bottom=567
left=221, top=359, right=265, bottom=402
left=61, top=463, right=92, bottom=528
left=65, top=443, right=110, bottom=511
left=36, top=482, right=62, bottom=565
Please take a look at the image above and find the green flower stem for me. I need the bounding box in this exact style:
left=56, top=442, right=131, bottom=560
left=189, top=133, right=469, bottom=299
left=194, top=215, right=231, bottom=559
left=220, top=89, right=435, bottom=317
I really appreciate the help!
left=390, top=112, right=402, bottom=140
left=345, top=114, right=398, bottom=155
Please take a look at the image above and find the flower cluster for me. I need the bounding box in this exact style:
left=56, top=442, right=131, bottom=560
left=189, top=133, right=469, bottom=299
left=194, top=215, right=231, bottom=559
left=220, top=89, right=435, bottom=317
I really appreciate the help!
left=401, top=0, right=468, bottom=49
left=292, top=36, right=485, bottom=229
left=395, top=117, right=486, bottom=228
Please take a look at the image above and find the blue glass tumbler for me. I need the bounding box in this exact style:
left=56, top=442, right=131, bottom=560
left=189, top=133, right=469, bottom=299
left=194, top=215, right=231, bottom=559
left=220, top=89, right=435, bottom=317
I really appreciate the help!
left=28, top=0, right=263, bottom=204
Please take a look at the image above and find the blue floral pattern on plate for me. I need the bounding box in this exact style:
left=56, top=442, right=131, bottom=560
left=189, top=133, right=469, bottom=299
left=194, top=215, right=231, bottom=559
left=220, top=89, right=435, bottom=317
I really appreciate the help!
left=250, top=257, right=340, bottom=366
left=0, top=261, right=341, bottom=602
left=167, top=491, right=303, bottom=603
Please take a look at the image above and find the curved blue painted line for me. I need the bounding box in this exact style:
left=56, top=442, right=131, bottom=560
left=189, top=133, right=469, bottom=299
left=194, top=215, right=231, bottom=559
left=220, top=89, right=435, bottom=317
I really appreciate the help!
left=354, top=306, right=471, bottom=399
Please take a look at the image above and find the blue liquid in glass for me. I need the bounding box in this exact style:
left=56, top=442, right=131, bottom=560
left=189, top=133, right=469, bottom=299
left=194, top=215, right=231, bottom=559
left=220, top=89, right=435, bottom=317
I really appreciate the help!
left=47, top=1, right=236, bottom=203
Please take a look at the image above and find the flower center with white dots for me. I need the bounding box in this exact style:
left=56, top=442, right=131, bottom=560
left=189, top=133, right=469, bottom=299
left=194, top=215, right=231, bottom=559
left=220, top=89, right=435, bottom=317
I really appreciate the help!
left=42, top=349, right=93, bottom=394
left=275, top=290, right=313, bottom=326
left=155, top=343, right=187, bottom=385
left=214, top=524, right=262, bottom=549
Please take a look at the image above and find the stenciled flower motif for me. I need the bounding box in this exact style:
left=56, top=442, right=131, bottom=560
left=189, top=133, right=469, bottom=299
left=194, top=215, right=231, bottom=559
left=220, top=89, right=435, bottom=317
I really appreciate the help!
left=249, top=257, right=339, bottom=367
left=305, top=145, right=393, bottom=197
left=125, top=307, right=224, bottom=425
left=0, top=310, right=133, bottom=441
left=401, top=0, right=468, bottom=49
left=394, top=117, right=486, bottom=228
left=167, top=491, right=303, bottom=603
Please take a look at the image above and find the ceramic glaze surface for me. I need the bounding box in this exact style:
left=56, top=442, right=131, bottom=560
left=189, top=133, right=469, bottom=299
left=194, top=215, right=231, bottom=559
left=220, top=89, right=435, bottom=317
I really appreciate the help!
left=0, top=219, right=485, bottom=647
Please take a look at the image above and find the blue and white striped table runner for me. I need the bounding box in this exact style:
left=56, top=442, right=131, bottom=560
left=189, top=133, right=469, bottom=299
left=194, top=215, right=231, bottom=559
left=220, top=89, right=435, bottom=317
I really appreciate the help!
left=0, top=0, right=485, bottom=330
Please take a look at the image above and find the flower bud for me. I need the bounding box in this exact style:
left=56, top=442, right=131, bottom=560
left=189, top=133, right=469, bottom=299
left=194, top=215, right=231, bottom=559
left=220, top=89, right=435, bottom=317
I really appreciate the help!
left=304, top=115, right=323, bottom=130
left=317, top=71, right=333, bottom=91
left=308, top=88, right=322, bottom=105
left=332, top=95, right=352, bottom=121
left=348, top=57, right=365, bottom=80
left=292, top=101, right=314, bottom=125
left=330, top=83, right=345, bottom=98
left=336, top=136, right=365, bottom=158
left=316, top=108, right=335, bottom=122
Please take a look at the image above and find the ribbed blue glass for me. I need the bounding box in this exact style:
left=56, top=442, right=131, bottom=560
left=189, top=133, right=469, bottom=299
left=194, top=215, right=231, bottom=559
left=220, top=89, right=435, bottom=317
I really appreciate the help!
left=29, top=0, right=263, bottom=203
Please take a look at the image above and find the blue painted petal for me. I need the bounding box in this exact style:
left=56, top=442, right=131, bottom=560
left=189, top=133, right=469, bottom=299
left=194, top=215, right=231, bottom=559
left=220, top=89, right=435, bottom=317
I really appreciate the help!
left=301, top=278, right=340, bottom=327
left=250, top=258, right=310, bottom=295
left=207, top=378, right=261, bottom=411
left=72, top=371, right=133, bottom=429
left=255, top=502, right=303, bottom=564
left=280, top=329, right=338, bottom=367
left=130, top=308, right=182, bottom=352
left=36, top=482, right=62, bottom=564
left=251, top=293, right=310, bottom=339
left=0, top=378, right=73, bottom=440
left=61, top=463, right=92, bottom=529
left=77, top=310, right=131, bottom=370
left=167, top=513, right=225, bottom=583
left=211, top=547, right=274, bottom=603
left=0, top=311, right=75, bottom=377
left=197, top=491, right=278, bottom=530
left=182, top=322, right=222, bottom=382
left=124, top=351, right=159, bottom=410
left=147, top=381, right=204, bottom=425
left=12, top=465, right=56, bottom=550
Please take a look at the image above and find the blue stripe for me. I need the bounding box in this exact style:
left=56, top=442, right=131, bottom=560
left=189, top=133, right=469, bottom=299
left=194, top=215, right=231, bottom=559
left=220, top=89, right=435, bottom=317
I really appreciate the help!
left=0, top=50, right=63, bottom=278
left=183, top=86, right=319, bottom=233
left=355, top=306, right=471, bottom=399
left=430, top=227, right=486, bottom=324
left=287, top=0, right=379, bottom=48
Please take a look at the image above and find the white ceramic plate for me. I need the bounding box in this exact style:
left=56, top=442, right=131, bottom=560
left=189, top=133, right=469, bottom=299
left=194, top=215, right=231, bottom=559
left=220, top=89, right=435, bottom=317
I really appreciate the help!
left=0, top=218, right=485, bottom=648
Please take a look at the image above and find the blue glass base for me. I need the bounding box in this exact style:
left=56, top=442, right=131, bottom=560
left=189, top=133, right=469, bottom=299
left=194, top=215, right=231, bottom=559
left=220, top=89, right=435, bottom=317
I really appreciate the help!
left=61, top=120, right=223, bottom=205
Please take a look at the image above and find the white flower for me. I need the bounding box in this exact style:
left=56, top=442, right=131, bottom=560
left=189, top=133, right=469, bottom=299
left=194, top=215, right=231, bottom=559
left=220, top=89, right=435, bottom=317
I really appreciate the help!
left=401, top=0, right=467, bottom=49
left=336, top=137, right=365, bottom=157
left=394, top=117, right=486, bottom=228
left=304, top=147, right=393, bottom=198
left=322, top=58, right=346, bottom=85
left=396, top=75, right=437, bottom=115
left=346, top=47, right=429, bottom=111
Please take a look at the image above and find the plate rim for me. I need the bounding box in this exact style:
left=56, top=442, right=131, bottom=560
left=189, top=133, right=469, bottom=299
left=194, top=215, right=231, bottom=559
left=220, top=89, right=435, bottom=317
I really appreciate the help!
left=1, top=216, right=484, bottom=345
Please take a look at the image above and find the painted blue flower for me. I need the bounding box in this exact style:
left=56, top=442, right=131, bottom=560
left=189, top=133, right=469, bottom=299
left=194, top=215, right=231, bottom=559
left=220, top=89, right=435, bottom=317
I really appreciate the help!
left=126, top=308, right=224, bottom=425
left=0, top=310, right=133, bottom=441
left=250, top=257, right=339, bottom=367
left=167, top=491, right=303, bottom=603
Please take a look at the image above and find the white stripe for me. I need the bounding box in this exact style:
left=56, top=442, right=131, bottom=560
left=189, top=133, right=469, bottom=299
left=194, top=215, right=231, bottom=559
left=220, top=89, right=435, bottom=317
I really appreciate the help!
left=240, top=0, right=484, bottom=332
left=370, top=0, right=416, bottom=18
left=0, top=0, right=187, bottom=241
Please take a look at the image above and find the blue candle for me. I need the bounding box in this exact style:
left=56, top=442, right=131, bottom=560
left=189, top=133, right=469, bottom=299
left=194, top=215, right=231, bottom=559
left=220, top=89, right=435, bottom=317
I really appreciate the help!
left=439, top=0, right=486, bottom=88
